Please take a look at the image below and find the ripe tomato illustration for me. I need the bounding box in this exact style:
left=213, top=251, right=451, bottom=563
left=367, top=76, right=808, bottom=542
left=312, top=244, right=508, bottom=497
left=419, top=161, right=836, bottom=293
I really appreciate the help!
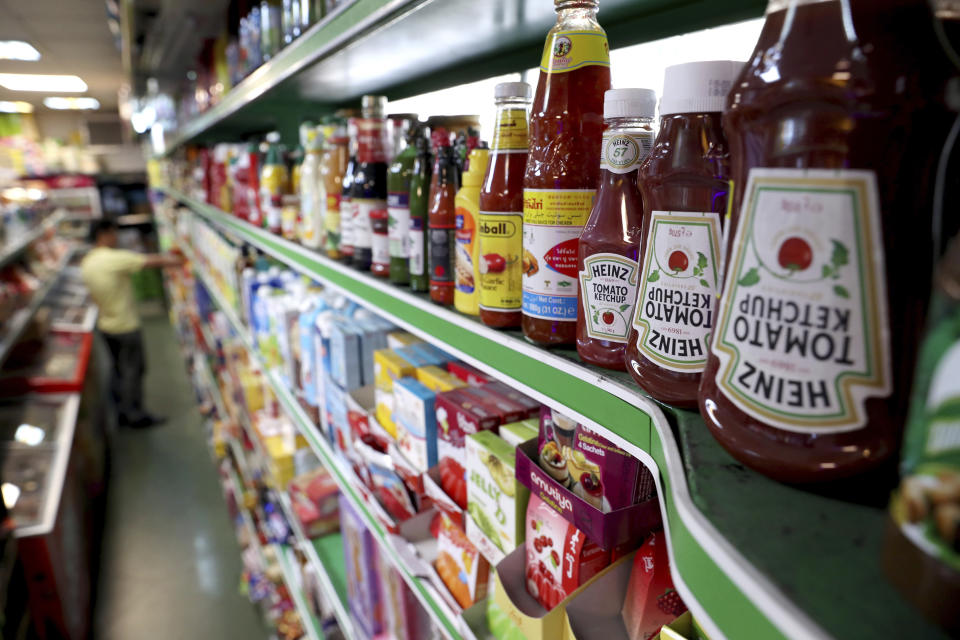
left=480, top=254, right=506, bottom=274
left=778, top=236, right=813, bottom=272
left=668, top=250, right=688, bottom=273
left=601, top=311, right=614, bottom=324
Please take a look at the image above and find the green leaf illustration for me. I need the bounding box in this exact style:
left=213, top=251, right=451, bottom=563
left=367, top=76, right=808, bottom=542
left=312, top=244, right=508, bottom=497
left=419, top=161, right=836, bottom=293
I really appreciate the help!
left=619, top=304, right=631, bottom=312
left=549, top=554, right=558, bottom=569
left=647, top=269, right=660, bottom=283
left=831, top=240, right=849, bottom=269
left=558, top=280, right=572, bottom=287
left=700, top=278, right=710, bottom=288
left=834, top=284, right=850, bottom=299
left=738, top=268, right=760, bottom=287
left=697, top=252, right=708, bottom=270
left=821, top=264, right=833, bottom=279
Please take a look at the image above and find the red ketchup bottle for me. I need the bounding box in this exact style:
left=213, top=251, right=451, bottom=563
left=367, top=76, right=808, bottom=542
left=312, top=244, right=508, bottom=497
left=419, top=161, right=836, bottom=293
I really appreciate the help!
left=624, top=61, right=741, bottom=406
left=576, top=89, right=656, bottom=370
left=428, top=130, right=461, bottom=306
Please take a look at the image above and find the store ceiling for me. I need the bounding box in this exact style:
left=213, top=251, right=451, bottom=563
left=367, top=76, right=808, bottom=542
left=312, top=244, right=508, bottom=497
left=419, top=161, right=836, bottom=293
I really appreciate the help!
left=0, top=0, right=123, bottom=111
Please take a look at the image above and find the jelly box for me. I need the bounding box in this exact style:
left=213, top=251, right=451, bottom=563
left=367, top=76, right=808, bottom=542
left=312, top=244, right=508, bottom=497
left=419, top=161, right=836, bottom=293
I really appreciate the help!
left=394, top=377, right=438, bottom=472
left=622, top=532, right=687, bottom=640
left=373, top=348, right=416, bottom=439
left=447, top=360, right=492, bottom=386
left=435, top=512, right=490, bottom=609
left=500, top=419, right=539, bottom=447
left=387, top=330, right=420, bottom=350
left=466, top=430, right=530, bottom=558
left=461, top=385, right=529, bottom=424
left=486, top=381, right=540, bottom=418
left=416, top=365, right=467, bottom=393
left=436, top=388, right=502, bottom=509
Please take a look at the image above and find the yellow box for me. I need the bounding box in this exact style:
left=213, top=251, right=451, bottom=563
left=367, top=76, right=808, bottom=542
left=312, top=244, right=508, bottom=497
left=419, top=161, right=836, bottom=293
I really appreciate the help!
left=387, top=331, right=421, bottom=349
left=374, top=349, right=417, bottom=438
left=238, top=371, right=264, bottom=413
left=658, top=612, right=706, bottom=640
left=416, top=365, right=467, bottom=393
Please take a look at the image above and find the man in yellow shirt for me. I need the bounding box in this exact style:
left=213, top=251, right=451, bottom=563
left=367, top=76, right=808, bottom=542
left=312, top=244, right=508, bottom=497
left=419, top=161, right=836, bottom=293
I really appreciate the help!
left=81, top=220, right=183, bottom=428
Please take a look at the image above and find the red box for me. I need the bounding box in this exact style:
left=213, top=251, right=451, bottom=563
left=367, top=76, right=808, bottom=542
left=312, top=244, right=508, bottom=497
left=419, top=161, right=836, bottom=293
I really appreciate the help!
left=436, top=388, right=502, bottom=508
left=0, top=331, right=93, bottom=395
left=446, top=361, right=492, bottom=386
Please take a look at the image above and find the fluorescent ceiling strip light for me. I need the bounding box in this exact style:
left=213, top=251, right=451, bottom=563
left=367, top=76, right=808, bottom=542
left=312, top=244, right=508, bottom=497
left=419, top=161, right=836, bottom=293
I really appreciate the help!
left=43, top=96, right=100, bottom=110
left=0, top=41, right=41, bottom=61
left=0, top=73, right=86, bottom=92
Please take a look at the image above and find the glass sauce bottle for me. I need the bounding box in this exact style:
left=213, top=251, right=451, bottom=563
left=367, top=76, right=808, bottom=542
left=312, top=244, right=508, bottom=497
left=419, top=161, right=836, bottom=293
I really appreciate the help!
left=699, top=0, right=958, bottom=483
left=429, top=130, right=460, bottom=305
left=479, top=82, right=531, bottom=329
left=321, top=121, right=349, bottom=260
left=408, top=133, right=433, bottom=293
left=625, top=61, right=741, bottom=404
left=523, top=0, right=611, bottom=346
left=576, top=89, right=655, bottom=370
left=352, top=94, right=389, bottom=273
left=388, top=119, right=420, bottom=285
left=339, top=118, right=358, bottom=263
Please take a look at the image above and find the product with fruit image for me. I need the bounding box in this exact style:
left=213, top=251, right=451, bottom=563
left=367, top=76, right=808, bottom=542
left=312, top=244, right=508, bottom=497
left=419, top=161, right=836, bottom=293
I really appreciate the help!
left=436, top=388, right=502, bottom=508
left=621, top=531, right=687, bottom=640
left=466, top=430, right=531, bottom=556
left=434, top=512, right=490, bottom=609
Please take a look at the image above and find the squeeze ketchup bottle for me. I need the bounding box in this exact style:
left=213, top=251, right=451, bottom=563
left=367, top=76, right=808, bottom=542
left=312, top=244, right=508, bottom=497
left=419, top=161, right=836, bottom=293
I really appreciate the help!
left=624, top=61, right=741, bottom=405
left=575, top=89, right=655, bottom=370
left=699, top=0, right=958, bottom=483
left=428, top=130, right=460, bottom=306
left=522, top=0, right=611, bottom=346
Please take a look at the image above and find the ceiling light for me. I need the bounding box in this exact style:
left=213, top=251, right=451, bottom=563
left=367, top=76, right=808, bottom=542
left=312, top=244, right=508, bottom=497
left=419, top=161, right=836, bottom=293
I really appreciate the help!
left=43, top=96, right=100, bottom=110
left=14, top=424, right=45, bottom=446
left=0, top=74, right=87, bottom=92
left=0, top=101, right=34, bottom=113
left=0, top=41, right=41, bottom=61
left=1, top=482, right=20, bottom=509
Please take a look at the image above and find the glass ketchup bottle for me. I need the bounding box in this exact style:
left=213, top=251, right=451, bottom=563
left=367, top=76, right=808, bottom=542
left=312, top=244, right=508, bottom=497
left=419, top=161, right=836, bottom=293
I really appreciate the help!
left=700, top=0, right=959, bottom=483
left=624, top=61, right=741, bottom=405
left=428, top=130, right=461, bottom=306
left=352, top=94, right=389, bottom=273
left=576, top=89, right=656, bottom=370
left=522, top=0, right=611, bottom=346
left=479, top=82, right=532, bottom=329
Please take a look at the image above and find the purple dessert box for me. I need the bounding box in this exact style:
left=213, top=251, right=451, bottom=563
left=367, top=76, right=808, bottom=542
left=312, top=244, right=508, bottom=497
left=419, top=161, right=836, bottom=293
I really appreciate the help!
left=339, top=495, right=384, bottom=637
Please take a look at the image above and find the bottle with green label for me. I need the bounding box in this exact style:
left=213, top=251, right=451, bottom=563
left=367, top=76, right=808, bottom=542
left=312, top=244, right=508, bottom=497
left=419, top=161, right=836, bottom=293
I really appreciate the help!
left=388, top=120, right=421, bottom=286
left=624, top=60, right=741, bottom=405
left=575, top=89, right=655, bottom=370
left=408, top=133, right=433, bottom=292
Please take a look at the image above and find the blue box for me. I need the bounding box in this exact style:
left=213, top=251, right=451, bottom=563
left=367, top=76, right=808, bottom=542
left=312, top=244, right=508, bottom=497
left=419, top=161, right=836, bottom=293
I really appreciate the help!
left=393, top=377, right=437, bottom=473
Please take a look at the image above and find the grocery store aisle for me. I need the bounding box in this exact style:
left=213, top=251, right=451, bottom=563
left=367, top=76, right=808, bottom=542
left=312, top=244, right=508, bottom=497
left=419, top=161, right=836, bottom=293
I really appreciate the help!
left=94, top=313, right=265, bottom=640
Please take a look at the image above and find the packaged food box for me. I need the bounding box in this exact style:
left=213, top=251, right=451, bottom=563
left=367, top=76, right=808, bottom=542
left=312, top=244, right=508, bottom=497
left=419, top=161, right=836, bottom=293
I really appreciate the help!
left=622, top=532, right=687, bottom=640
left=288, top=467, right=340, bottom=537
left=394, top=377, right=438, bottom=472
left=461, top=385, right=528, bottom=424
left=435, top=512, right=490, bottom=609
left=373, top=348, right=417, bottom=439
left=339, top=495, right=385, bottom=638
left=500, top=419, right=539, bottom=447
left=356, top=317, right=389, bottom=387
left=525, top=494, right=611, bottom=611
left=486, top=381, right=540, bottom=419
left=416, top=365, right=467, bottom=393
left=387, top=330, right=421, bottom=350
left=394, top=344, right=443, bottom=369
left=377, top=559, right=431, bottom=640
left=447, top=360, right=492, bottom=386
left=410, top=341, right=452, bottom=365
left=424, top=463, right=464, bottom=528
left=329, top=319, right=363, bottom=391
left=657, top=613, right=707, bottom=640
left=388, top=441, right=427, bottom=509
left=538, top=407, right=652, bottom=512
left=325, top=382, right=352, bottom=460
left=436, top=388, right=502, bottom=508
left=466, top=430, right=530, bottom=557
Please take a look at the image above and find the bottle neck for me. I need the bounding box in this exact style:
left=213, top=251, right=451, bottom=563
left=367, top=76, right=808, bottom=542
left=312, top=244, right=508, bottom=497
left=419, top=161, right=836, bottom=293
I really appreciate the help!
left=554, top=1, right=600, bottom=28
left=599, top=116, right=654, bottom=178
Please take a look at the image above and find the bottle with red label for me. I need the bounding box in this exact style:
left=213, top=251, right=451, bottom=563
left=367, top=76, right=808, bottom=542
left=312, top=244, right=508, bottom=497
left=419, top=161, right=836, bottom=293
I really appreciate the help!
left=523, top=0, right=611, bottom=346
left=429, top=129, right=461, bottom=306
left=576, top=89, right=655, bottom=370
left=624, top=61, right=741, bottom=404
left=351, top=95, right=389, bottom=273
left=699, top=0, right=958, bottom=482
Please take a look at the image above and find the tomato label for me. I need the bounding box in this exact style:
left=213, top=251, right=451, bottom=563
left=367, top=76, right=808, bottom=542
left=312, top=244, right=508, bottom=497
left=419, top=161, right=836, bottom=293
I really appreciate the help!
left=579, top=253, right=639, bottom=342
left=522, top=189, right=595, bottom=321
left=479, top=210, right=523, bottom=313
left=711, top=168, right=891, bottom=433
left=633, top=211, right=722, bottom=372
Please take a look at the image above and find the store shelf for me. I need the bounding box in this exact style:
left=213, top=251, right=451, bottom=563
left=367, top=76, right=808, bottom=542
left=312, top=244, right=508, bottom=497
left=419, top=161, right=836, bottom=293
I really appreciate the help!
left=166, top=196, right=942, bottom=640
left=277, top=492, right=354, bottom=639
left=225, top=465, right=267, bottom=568
left=0, top=211, right=65, bottom=270
left=276, top=544, right=326, bottom=640
left=0, top=247, right=76, bottom=367
left=161, top=0, right=764, bottom=150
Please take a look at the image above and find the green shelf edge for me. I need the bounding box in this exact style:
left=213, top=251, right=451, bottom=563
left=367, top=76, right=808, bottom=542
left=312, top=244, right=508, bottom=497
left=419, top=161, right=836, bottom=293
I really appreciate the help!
left=161, top=187, right=861, bottom=640
left=311, top=534, right=349, bottom=611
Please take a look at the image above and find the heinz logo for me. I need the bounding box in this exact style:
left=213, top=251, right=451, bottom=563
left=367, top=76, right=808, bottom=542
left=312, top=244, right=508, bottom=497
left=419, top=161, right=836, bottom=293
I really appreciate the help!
left=532, top=472, right=573, bottom=511
left=592, top=262, right=629, bottom=280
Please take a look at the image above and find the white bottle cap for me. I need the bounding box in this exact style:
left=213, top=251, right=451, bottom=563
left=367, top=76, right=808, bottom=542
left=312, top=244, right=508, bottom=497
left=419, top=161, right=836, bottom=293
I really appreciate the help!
left=495, top=81, right=532, bottom=100
left=603, top=88, right=657, bottom=120
left=660, top=60, right=743, bottom=116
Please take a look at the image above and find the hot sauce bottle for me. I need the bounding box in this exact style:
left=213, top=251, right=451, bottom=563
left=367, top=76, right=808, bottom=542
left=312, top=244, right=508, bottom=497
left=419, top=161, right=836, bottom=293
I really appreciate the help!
left=625, top=61, right=741, bottom=404
left=339, top=118, right=358, bottom=263
left=479, top=82, right=531, bottom=329
left=408, top=132, right=433, bottom=293
left=429, top=130, right=461, bottom=305
left=576, top=89, right=655, bottom=370
left=352, top=95, right=389, bottom=274
left=699, top=0, right=959, bottom=483
left=523, top=0, right=611, bottom=346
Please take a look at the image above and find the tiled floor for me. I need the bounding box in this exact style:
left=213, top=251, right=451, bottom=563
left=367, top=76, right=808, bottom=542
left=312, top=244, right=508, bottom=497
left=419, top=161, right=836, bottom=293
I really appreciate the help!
left=94, top=314, right=265, bottom=640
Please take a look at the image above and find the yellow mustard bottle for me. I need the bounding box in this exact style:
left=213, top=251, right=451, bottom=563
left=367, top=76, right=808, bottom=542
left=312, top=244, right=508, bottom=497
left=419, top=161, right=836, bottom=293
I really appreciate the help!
left=454, top=147, right=490, bottom=315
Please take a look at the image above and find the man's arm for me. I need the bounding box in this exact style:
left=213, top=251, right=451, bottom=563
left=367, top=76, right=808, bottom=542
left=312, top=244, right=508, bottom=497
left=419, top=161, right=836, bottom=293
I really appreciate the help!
left=143, top=252, right=186, bottom=269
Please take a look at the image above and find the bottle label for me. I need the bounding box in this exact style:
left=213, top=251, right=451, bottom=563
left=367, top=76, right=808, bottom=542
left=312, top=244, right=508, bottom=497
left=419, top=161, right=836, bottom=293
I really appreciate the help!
left=522, top=189, right=595, bottom=321
left=371, top=207, right=390, bottom=267
left=479, top=210, right=523, bottom=312
left=409, top=218, right=425, bottom=276
left=492, top=108, right=529, bottom=152
left=324, top=193, right=342, bottom=252
left=340, top=197, right=355, bottom=250
left=429, top=226, right=454, bottom=285
left=539, top=30, right=610, bottom=75
left=600, top=130, right=654, bottom=174
left=455, top=205, right=477, bottom=294
left=633, top=211, right=723, bottom=371
left=357, top=118, right=388, bottom=163
left=353, top=198, right=385, bottom=249
left=388, top=192, right=411, bottom=258
left=711, top=168, right=891, bottom=434
left=579, top=253, right=639, bottom=342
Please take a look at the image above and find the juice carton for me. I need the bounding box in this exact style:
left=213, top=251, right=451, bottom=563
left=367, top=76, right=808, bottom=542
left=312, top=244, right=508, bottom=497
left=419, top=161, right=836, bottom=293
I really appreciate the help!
left=416, top=365, right=467, bottom=393
left=525, top=494, right=611, bottom=610
left=466, top=430, right=530, bottom=557
left=436, top=388, right=502, bottom=508
left=622, top=532, right=687, bottom=640
left=340, top=495, right=385, bottom=637
left=373, top=348, right=417, bottom=439
left=447, top=360, right=492, bottom=386
left=538, top=406, right=652, bottom=512
left=394, top=377, right=438, bottom=472
left=329, top=319, right=363, bottom=391
left=435, top=512, right=490, bottom=609
left=499, top=419, right=539, bottom=447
